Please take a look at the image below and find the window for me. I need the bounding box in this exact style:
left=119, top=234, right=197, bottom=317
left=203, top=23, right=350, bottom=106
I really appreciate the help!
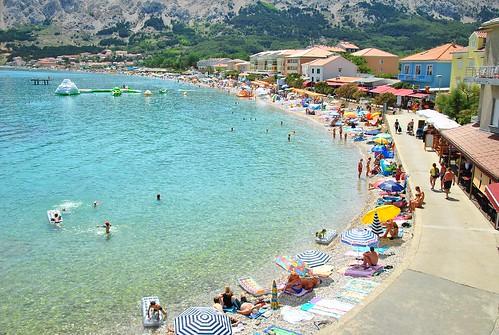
left=338, top=67, right=342, bottom=73
left=458, top=61, right=463, bottom=69
left=311, top=76, right=315, bottom=82
left=317, top=68, right=320, bottom=74
left=404, top=65, right=410, bottom=74
left=379, top=59, right=384, bottom=64
left=426, top=65, right=433, bottom=75
left=415, top=65, right=421, bottom=75
left=311, top=68, right=315, bottom=74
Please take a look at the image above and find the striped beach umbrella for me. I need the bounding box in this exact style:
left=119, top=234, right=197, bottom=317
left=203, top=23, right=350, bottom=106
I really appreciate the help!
left=340, top=228, right=378, bottom=247
left=295, top=250, right=332, bottom=268
left=378, top=180, right=404, bottom=193
left=271, top=280, right=279, bottom=310
left=370, top=212, right=384, bottom=236
left=174, top=307, right=232, bottom=335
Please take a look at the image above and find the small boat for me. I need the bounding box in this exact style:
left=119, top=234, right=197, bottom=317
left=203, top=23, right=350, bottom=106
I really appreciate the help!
left=141, top=296, right=164, bottom=328
left=47, top=210, right=63, bottom=225
left=315, top=230, right=337, bottom=245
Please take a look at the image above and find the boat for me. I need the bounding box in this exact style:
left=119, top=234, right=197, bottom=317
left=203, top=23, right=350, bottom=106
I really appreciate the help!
left=47, top=210, right=63, bottom=225
left=141, top=296, right=164, bottom=327
left=54, top=79, right=80, bottom=95
left=315, top=230, right=337, bottom=245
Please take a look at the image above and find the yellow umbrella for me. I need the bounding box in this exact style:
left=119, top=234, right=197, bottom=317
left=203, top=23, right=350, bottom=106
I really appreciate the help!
left=374, top=138, right=389, bottom=145
left=344, top=112, right=357, bottom=118
left=361, top=205, right=401, bottom=224
left=371, top=112, right=381, bottom=117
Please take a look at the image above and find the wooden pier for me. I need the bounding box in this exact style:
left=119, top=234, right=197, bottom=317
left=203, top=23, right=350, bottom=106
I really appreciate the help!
left=31, top=78, right=52, bottom=85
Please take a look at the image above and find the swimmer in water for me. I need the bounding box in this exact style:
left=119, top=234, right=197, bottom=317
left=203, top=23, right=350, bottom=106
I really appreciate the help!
left=156, top=194, right=161, bottom=201
left=93, top=201, right=98, bottom=208
left=231, top=127, right=234, bottom=132
left=288, top=133, right=291, bottom=142
left=281, top=121, right=283, bottom=126
left=266, top=129, right=269, bottom=133
left=104, top=220, right=111, bottom=234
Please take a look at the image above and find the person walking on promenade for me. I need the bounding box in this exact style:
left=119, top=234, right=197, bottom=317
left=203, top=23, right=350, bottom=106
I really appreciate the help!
left=394, top=119, right=400, bottom=134
left=429, top=163, right=439, bottom=190
left=366, top=157, right=371, bottom=177
left=442, top=168, right=456, bottom=199
left=439, top=162, right=447, bottom=191
left=358, top=159, right=363, bottom=179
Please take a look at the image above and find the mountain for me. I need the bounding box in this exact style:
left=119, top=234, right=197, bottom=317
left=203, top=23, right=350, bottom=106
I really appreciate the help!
left=1, top=0, right=498, bottom=67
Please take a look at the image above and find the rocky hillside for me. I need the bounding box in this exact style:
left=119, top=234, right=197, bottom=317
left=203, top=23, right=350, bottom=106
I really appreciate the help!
left=0, top=0, right=496, bottom=32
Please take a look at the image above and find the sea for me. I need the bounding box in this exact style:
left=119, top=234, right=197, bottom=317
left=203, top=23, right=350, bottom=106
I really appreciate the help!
left=0, top=69, right=366, bottom=334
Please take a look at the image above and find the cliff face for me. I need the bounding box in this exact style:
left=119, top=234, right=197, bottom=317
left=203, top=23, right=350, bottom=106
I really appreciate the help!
left=1, top=0, right=496, bottom=31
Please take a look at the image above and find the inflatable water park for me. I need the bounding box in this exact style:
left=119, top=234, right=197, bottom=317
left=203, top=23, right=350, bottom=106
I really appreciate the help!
left=54, top=79, right=167, bottom=97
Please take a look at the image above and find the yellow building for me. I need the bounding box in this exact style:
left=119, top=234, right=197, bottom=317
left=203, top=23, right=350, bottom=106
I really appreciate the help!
left=450, top=31, right=487, bottom=89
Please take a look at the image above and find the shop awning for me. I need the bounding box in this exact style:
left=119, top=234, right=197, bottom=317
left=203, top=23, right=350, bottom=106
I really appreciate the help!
left=485, top=183, right=499, bottom=212
left=393, top=89, right=415, bottom=97
left=408, top=93, right=429, bottom=99
left=369, top=85, right=394, bottom=94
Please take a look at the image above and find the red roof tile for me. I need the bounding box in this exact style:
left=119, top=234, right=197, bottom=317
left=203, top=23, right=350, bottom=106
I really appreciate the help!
left=401, top=43, right=463, bottom=62
left=441, top=124, right=499, bottom=180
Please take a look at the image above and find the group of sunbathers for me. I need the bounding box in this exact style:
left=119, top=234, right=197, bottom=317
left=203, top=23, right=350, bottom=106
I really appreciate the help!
left=213, top=286, right=266, bottom=317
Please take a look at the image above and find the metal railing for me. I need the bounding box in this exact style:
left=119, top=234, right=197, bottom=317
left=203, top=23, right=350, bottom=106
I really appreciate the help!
left=398, top=73, right=432, bottom=82
left=465, top=66, right=499, bottom=79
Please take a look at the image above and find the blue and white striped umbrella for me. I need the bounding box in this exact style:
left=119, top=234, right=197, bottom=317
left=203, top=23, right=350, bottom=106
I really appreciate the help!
left=340, top=228, right=379, bottom=247
left=174, top=307, right=232, bottom=335
left=295, top=250, right=332, bottom=268
left=370, top=212, right=384, bottom=235
left=378, top=180, right=404, bottom=193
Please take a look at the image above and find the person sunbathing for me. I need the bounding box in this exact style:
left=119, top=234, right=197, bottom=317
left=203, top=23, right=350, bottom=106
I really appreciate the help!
left=284, top=272, right=320, bottom=294
left=382, top=219, right=399, bottom=240
left=362, top=246, right=379, bottom=269
left=237, top=296, right=266, bottom=316
left=409, top=186, right=425, bottom=212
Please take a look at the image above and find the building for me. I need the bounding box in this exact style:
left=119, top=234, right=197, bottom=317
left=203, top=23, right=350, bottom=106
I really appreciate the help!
left=336, top=41, right=360, bottom=53
left=196, top=58, right=231, bottom=71
left=398, top=43, right=463, bottom=90
left=234, top=61, right=250, bottom=73
left=351, top=48, right=399, bottom=76
left=36, top=57, right=58, bottom=68
left=284, top=47, right=333, bottom=76
left=440, top=18, right=499, bottom=228
left=450, top=31, right=487, bottom=89
left=302, top=55, right=357, bottom=82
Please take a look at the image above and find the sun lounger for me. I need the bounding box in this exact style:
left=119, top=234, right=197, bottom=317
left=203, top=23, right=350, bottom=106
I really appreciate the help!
left=344, top=264, right=384, bottom=277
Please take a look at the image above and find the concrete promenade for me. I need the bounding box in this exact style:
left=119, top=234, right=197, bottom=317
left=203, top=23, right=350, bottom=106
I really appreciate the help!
left=320, top=112, right=499, bottom=335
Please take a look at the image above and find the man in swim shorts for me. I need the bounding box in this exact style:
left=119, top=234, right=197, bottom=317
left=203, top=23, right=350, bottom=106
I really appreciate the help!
left=442, top=168, right=456, bottom=199
left=148, top=301, right=167, bottom=320
left=358, top=159, right=363, bottom=178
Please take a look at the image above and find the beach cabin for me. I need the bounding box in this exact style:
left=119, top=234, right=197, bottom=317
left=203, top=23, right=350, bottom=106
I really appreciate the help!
left=302, top=56, right=358, bottom=83
left=398, top=43, right=463, bottom=91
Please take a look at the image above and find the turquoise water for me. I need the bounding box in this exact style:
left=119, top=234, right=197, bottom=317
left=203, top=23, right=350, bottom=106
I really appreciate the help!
left=0, top=69, right=365, bottom=334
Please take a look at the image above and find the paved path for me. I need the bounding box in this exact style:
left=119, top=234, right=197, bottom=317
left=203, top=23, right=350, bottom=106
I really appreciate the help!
left=320, top=112, right=499, bottom=335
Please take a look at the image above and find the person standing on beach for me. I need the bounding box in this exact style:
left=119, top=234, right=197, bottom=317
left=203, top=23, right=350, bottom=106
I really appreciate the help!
left=442, top=168, right=456, bottom=199
left=339, top=126, right=343, bottom=137
left=366, top=157, right=371, bottom=177
left=358, top=159, right=363, bottom=178
left=429, top=163, right=439, bottom=190
left=344, top=132, right=347, bottom=141
left=332, top=127, right=336, bottom=138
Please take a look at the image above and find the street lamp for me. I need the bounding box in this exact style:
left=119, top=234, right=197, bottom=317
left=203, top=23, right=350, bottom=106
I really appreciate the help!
left=436, top=74, right=442, bottom=93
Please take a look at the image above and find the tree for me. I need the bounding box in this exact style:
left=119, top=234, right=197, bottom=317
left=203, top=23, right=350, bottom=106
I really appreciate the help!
left=373, top=92, right=397, bottom=107
left=435, top=82, right=480, bottom=124
left=335, top=83, right=359, bottom=100
left=285, top=73, right=303, bottom=88
left=314, top=81, right=334, bottom=95
left=343, top=53, right=372, bottom=74
left=353, top=90, right=367, bottom=102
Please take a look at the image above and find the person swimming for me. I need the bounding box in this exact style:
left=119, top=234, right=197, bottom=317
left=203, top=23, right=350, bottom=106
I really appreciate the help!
left=104, top=221, right=111, bottom=234
left=156, top=194, right=161, bottom=201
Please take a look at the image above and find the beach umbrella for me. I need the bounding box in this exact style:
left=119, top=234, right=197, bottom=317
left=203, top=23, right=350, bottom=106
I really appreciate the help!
left=365, top=129, right=381, bottom=136
left=174, top=307, right=232, bottom=335
left=370, top=212, right=384, bottom=236
left=275, top=256, right=312, bottom=277
left=361, top=205, right=401, bottom=224
left=374, top=133, right=392, bottom=140
left=295, top=250, right=332, bottom=268
left=271, top=280, right=279, bottom=310
left=344, top=112, right=357, bottom=118
left=371, top=145, right=386, bottom=153
left=340, top=228, right=378, bottom=247
left=374, top=138, right=389, bottom=145
left=378, top=180, right=404, bottom=193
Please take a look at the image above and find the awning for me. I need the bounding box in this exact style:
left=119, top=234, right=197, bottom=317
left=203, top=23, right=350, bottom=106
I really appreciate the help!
left=369, top=85, right=394, bottom=94
left=485, top=183, right=499, bottom=212
left=393, top=89, right=414, bottom=97
left=303, top=80, right=313, bottom=87
left=408, top=93, right=429, bottom=99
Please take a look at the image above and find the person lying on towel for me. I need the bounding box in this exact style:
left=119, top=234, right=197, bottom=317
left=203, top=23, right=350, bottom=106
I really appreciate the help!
left=284, top=272, right=319, bottom=294
left=362, top=247, right=379, bottom=269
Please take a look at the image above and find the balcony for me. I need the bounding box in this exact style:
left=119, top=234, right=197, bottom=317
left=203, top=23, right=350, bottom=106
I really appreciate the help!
left=398, top=73, right=432, bottom=82
left=464, top=66, right=499, bottom=85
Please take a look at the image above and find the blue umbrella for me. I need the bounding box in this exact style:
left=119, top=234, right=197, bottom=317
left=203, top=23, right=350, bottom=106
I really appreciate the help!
left=340, top=228, right=378, bottom=247
left=365, top=129, right=381, bottom=135
left=174, top=307, right=232, bottom=335
left=295, top=250, right=332, bottom=268
left=371, top=145, right=386, bottom=153
left=378, top=180, right=404, bottom=193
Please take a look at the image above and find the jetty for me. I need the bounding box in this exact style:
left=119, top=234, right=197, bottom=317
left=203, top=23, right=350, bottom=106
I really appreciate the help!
left=31, top=78, right=52, bottom=85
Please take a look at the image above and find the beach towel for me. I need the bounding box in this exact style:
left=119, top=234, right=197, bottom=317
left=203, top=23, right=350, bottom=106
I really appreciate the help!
left=283, top=288, right=311, bottom=297
left=336, top=290, right=367, bottom=304
left=345, top=264, right=384, bottom=277
left=238, top=276, right=268, bottom=296
left=311, top=264, right=333, bottom=277
left=280, top=306, right=314, bottom=324
left=306, top=298, right=355, bottom=319
left=343, top=279, right=380, bottom=295
left=248, top=308, right=267, bottom=319
left=263, top=325, right=303, bottom=335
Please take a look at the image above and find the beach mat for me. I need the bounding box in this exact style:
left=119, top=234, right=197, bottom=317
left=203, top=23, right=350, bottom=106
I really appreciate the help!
left=343, top=279, right=380, bottom=295
left=335, top=290, right=367, bottom=304
left=345, top=264, right=384, bottom=277
left=263, top=325, right=303, bottom=335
